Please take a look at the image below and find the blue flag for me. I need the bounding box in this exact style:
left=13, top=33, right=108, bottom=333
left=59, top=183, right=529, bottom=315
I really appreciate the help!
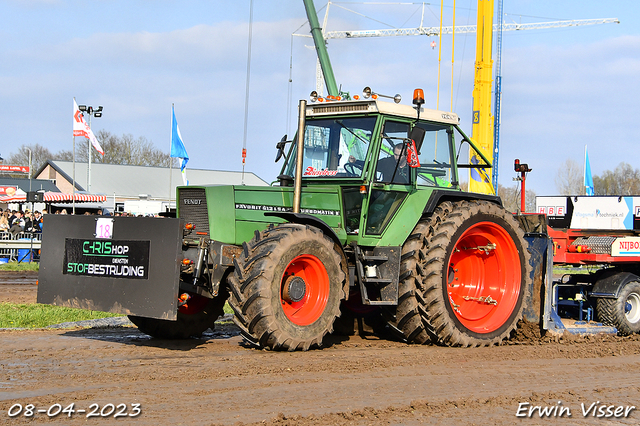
left=584, top=145, right=594, bottom=196
left=171, top=106, right=189, bottom=172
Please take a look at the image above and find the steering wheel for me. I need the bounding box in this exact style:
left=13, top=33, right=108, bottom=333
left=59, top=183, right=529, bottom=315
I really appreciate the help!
left=344, top=162, right=363, bottom=177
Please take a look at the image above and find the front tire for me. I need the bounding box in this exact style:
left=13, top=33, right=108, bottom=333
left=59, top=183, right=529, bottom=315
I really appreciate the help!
left=422, top=201, right=531, bottom=347
left=228, top=224, right=346, bottom=351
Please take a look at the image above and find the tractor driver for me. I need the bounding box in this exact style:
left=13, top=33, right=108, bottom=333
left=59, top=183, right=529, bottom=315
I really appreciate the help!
left=377, top=143, right=409, bottom=183
left=349, top=143, right=409, bottom=184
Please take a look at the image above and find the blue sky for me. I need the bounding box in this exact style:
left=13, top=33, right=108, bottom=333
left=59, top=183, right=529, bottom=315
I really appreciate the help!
left=1, top=0, right=638, bottom=195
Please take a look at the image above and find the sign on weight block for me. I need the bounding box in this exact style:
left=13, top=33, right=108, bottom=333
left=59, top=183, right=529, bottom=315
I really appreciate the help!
left=37, top=215, right=183, bottom=320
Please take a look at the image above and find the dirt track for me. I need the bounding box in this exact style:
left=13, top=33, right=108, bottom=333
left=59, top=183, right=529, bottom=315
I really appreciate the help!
left=1, top=272, right=640, bottom=425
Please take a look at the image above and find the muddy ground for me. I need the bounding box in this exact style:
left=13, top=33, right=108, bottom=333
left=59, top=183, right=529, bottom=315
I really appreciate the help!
left=1, top=272, right=639, bottom=425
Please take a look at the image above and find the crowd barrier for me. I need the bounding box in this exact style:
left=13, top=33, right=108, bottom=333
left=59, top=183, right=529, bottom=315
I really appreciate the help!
left=0, top=232, right=43, bottom=263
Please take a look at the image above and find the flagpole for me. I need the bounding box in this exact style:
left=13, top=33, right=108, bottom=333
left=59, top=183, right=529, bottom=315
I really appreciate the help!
left=88, top=115, right=92, bottom=193
left=169, top=104, right=173, bottom=208
left=584, top=145, right=587, bottom=196
left=72, top=98, right=76, bottom=215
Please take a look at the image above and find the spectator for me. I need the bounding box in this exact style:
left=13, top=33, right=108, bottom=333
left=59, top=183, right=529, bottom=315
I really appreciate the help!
left=31, top=211, right=43, bottom=233
left=9, top=211, right=25, bottom=237
left=10, top=211, right=23, bottom=227
left=23, top=211, right=34, bottom=232
left=0, top=211, right=9, bottom=232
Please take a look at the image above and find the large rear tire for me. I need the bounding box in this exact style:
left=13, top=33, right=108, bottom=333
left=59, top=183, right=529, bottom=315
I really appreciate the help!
left=385, top=202, right=455, bottom=343
left=228, top=224, right=346, bottom=351
left=422, top=201, right=531, bottom=347
left=128, top=290, right=227, bottom=339
left=597, top=279, right=640, bottom=335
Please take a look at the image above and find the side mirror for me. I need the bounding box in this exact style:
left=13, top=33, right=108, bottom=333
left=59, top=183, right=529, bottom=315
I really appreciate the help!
left=275, top=134, right=288, bottom=162
left=409, top=127, right=426, bottom=154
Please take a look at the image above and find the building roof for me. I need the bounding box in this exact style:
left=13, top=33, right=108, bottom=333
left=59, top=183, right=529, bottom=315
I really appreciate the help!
left=0, top=177, right=60, bottom=193
left=35, top=160, right=269, bottom=200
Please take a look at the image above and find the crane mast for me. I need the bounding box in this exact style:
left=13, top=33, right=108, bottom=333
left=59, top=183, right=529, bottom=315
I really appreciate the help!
left=492, top=0, right=504, bottom=192
left=468, top=0, right=495, bottom=194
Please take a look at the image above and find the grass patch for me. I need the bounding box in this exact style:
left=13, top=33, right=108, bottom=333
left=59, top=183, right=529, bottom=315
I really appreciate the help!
left=0, top=303, right=123, bottom=329
left=553, top=265, right=601, bottom=276
left=0, top=262, right=39, bottom=272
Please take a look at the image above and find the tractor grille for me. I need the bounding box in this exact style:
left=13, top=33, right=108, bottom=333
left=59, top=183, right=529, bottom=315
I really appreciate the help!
left=178, top=188, right=210, bottom=236
left=572, top=236, right=616, bottom=255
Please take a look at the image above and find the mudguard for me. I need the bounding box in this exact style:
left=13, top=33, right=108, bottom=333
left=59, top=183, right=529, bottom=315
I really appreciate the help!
left=591, top=271, right=640, bottom=299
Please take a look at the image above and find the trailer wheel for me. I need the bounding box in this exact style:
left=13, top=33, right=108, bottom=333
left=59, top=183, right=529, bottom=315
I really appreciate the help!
left=421, top=201, right=531, bottom=347
left=128, top=290, right=227, bottom=339
left=596, top=280, right=640, bottom=335
left=228, top=224, right=345, bottom=351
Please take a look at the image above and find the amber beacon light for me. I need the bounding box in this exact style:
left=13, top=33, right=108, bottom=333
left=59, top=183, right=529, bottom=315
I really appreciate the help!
left=413, top=89, right=425, bottom=107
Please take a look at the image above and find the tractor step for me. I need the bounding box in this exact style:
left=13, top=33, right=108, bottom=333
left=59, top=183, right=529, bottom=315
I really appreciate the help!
left=353, top=245, right=400, bottom=305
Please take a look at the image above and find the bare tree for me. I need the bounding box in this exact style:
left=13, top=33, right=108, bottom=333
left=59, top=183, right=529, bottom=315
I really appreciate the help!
left=555, top=159, right=584, bottom=195
left=6, top=132, right=178, bottom=172
left=460, top=182, right=536, bottom=213
left=6, top=144, right=56, bottom=175
left=593, top=162, right=640, bottom=195
left=498, top=183, right=537, bottom=213
left=64, top=131, right=177, bottom=167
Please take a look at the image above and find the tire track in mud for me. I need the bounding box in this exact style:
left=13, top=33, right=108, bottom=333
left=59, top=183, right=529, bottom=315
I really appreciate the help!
left=231, top=388, right=640, bottom=426
left=1, top=328, right=639, bottom=425
left=2, top=276, right=640, bottom=425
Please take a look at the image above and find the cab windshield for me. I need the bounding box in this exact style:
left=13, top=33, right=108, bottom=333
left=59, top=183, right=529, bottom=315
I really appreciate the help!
left=284, top=117, right=376, bottom=178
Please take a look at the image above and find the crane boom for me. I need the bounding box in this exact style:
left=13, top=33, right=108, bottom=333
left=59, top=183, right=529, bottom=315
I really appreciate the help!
left=302, top=0, right=339, bottom=96
left=324, top=18, right=620, bottom=39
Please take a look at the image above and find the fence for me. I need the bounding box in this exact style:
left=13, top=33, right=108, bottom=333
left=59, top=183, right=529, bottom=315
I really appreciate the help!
left=0, top=232, right=43, bottom=263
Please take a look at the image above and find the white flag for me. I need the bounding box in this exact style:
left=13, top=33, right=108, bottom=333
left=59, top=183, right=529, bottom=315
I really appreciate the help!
left=73, top=99, right=104, bottom=155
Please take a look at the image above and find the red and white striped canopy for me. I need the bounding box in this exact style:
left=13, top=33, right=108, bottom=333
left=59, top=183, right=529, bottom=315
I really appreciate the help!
left=43, top=192, right=106, bottom=202
left=0, top=192, right=106, bottom=203
left=0, top=194, right=25, bottom=203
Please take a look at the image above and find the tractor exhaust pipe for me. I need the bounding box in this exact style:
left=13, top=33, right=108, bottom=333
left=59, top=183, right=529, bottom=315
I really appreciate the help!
left=293, top=99, right=306, bottom=213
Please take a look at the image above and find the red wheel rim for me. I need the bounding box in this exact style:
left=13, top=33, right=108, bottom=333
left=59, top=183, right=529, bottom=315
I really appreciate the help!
left=447, top=221, right=521, bottom=333
left=178, top=292, right=209, bottom=315
left=280, top=254, right=330, bottom=326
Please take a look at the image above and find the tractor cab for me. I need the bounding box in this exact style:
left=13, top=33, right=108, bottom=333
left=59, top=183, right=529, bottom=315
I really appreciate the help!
left=277, top=90, right=471, bottom=239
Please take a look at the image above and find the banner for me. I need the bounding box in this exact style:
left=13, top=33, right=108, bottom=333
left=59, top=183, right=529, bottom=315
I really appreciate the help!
left=0, top=186, right=18, bottom=196
left=73, top=99, right=104, bottom=155
left=0, top=165, right=29, bottom=173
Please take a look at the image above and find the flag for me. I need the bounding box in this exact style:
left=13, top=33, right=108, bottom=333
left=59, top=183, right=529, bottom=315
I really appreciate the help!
left=171, top=105, right=189, bottom=185
left=73, top=99, right=104, bottom=155
left=406, top=140, right=421, bottom=168
left=584, top=145, right=594, bottom=196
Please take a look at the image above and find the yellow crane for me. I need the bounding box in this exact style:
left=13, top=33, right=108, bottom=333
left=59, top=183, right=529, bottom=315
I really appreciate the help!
left=468, top=0, right=495, bottom=194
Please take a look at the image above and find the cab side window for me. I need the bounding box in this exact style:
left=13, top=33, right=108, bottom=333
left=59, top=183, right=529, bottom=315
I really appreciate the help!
left=414, top=124, right=455, bottom=187
left=376, top=121, right=411, bottom=184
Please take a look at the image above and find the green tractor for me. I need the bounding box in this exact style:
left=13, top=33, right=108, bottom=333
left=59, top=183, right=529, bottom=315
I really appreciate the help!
left=129, top=90, right=532, bottom=351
